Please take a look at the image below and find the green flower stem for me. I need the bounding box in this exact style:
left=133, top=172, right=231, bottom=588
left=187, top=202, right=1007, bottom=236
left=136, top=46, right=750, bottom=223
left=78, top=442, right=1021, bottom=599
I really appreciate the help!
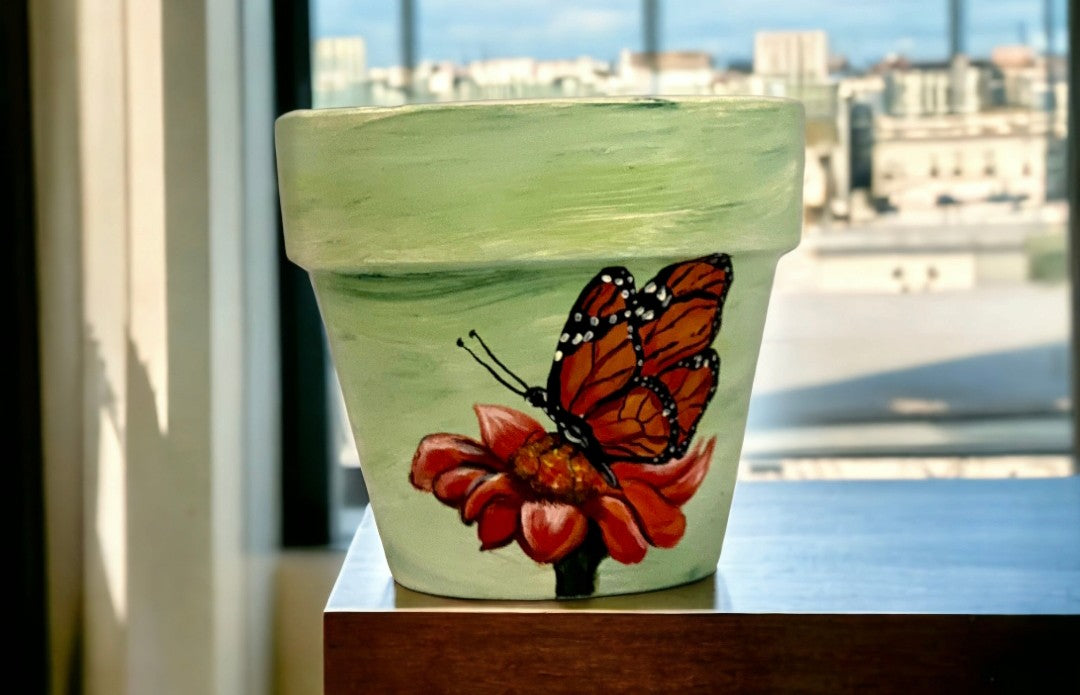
left=554, top=521, right=608, bottom=598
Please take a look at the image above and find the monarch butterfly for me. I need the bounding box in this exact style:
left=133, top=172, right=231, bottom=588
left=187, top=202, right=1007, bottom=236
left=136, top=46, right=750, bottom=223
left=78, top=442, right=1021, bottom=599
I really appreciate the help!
left=458, top=253, right=733, bottom=486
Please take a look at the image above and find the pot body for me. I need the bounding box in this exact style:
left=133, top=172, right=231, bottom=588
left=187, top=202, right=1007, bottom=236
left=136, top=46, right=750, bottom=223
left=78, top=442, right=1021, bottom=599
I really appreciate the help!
left=276, top=97, right=804, bottom=599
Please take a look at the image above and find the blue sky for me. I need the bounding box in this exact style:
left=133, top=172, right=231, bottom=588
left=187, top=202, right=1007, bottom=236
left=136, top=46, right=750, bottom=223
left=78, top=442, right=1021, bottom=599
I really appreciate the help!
left=312, top=1, right=1070, bottom=68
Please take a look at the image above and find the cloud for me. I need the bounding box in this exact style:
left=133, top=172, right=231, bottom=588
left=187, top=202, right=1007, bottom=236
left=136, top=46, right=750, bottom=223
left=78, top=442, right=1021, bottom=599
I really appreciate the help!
left=547, top=8, right=633, bottom=36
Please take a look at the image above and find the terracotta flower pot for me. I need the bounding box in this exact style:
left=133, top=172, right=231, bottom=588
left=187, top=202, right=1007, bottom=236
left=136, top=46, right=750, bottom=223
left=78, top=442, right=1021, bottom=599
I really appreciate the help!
left=276, top=97, right=803, bottom=599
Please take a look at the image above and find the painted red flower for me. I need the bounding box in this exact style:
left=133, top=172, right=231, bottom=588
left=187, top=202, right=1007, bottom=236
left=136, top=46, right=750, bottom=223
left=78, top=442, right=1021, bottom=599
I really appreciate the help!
left=410, top=403, right=715, bottom=565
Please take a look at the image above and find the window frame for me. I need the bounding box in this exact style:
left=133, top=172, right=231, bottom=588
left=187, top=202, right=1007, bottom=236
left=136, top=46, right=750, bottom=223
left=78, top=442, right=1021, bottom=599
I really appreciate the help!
left=1070, top=0, right=1079, bottom=457
left=286, top=0, right=1080, bottom=544
left=7, top=0, right=48, bottom=689
left=275, top=0, right=332, bottom=547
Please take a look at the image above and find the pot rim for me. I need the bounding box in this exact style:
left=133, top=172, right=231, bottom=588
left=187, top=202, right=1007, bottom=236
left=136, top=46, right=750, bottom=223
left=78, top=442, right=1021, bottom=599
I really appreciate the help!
left=278, top=94, right=803, bottom=124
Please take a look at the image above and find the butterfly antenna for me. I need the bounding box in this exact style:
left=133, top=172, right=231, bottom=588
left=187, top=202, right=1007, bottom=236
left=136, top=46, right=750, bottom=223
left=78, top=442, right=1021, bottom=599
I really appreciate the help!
left=468, top=330, right=529, bottom=390
left=457, top=337, right=526, bottom=397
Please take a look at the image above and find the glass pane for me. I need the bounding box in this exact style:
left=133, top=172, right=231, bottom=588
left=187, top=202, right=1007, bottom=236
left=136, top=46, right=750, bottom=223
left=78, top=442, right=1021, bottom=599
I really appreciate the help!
left=309, top=0, right=1073, bottom=520
left=311, top=2, right=397, bottom=108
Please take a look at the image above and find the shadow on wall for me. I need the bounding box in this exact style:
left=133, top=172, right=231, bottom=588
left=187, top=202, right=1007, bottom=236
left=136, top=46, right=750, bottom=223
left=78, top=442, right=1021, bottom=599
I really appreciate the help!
left=83, top=328, right=345, bottom=695
left=82, top=329, right=124, bottom=695
left=82, top=330, right=210, bottom=692
left=748, top=341, right=1070, bottom=429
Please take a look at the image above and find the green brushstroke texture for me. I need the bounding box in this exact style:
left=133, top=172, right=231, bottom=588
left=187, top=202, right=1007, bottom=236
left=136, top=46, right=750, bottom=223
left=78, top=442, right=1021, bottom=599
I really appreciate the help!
left=277, top=97, right=803, bottom=272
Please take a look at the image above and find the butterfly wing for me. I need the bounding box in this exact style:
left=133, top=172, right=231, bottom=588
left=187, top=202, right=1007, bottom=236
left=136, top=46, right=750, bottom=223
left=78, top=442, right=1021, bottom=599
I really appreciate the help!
left=635, top=253, right=733, bottom=378
left=655, top=350, right=720, bottom=455
left=547, top=266, right=642, bottom=418
left=547, top=254, right=733, bottom=466
left=584, top=376, right=679, bottom=463
left=546, top=267, right=678, bottom=463
left=633, top=254, right=732, bottom=457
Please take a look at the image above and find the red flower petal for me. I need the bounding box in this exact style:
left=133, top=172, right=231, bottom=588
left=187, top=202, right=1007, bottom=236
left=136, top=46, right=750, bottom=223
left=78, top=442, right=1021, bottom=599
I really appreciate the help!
left=585, top=496, right=649, bottom=564
left=620, top=480, right=686, bottom=548
left=474, top=404, right=545, bottom=462
left=660, top=438, right=715, bottom=505
left=478, top=499, right=520, bottom=550
left=432, top=466, right=488, bottom=506
left=410, top=433, right=503, bottom=491
left=461, top=473, right=520, bottom=522
left=610, top=437, right=715, bottom=505
left=519, top=501, right=588, bottom=563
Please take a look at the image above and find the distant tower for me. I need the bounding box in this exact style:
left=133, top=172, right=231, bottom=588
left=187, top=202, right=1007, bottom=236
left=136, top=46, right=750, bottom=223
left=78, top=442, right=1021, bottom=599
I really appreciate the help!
left=642, top=0, right=660, bottom=94
left=946, top=0, right=967, bottom=114
left=1043, top=0, right=1059, bottom=198
left=1044, top=0, right=1056, bottom=111
left=1043, top=0, right=1055, bottom=57
left=401, top=0, right=416, bottom=98
left=948, top=0, right=965, bottom=58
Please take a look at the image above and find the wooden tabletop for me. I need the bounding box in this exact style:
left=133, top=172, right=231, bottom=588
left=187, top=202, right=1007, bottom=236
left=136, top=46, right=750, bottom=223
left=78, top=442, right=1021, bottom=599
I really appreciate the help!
left=326, top=478, right=1080, bottom=693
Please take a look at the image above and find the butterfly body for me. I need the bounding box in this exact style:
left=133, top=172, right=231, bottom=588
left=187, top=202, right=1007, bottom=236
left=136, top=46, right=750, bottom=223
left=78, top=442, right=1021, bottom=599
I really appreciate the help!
left=460, top=254, right=733, bottom=486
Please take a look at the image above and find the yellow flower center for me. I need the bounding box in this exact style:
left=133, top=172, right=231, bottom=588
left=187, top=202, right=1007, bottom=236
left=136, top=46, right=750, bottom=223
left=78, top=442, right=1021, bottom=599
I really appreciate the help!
left=509, top=433, right=606, bottom=505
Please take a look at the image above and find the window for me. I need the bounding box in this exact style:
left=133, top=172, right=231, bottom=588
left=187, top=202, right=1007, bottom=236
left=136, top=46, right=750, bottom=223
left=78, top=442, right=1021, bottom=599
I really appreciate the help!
left=307, top=0, right=1073, bottom=538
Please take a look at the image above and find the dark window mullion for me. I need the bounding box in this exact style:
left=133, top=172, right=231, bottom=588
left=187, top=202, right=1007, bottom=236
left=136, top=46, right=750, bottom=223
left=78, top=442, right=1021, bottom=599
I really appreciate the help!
left=1069, top=0, right=1079, bottom=467
left=274, top=0, right=331, bottom=546
left=4, top=0, right=48, bottom=688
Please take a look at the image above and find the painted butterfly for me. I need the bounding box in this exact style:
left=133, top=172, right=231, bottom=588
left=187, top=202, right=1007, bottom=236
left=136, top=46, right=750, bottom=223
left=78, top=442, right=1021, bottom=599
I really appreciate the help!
left=458, top=253, right=733, bottom=486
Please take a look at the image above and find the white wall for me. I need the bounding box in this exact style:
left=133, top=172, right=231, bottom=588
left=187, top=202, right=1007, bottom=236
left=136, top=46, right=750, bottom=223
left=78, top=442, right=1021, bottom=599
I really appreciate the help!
left=31, top=0, right=280, bottom=692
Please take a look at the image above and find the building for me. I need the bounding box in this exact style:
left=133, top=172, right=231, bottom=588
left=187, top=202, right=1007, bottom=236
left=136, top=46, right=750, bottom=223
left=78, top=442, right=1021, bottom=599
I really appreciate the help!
left=468, top=57, right=539, bottom=87
left=838, top=73, right=886, bottom=109
left=535, top=56, right=611, bottom=91
left=312, top=37, right=368, bottom=108
left=881, top=55, right=993, bottom=117
left=424, top=61, right=458, bottom=97
left=450, top=56, right=610, bottom=100
left=753, top=31, right=829, bottom=82
left=872, top=109, right=1060, bottom=208
left=616, top=49, right=713, bottom=94
left=742, top=30, right=852, bottom=223
left=992, top=46, right=1068, bottom=112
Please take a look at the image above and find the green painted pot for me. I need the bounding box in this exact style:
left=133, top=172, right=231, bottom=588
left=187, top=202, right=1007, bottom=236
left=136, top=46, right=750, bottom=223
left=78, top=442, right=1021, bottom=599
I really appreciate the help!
left=276, top=97, right=803, bottom=599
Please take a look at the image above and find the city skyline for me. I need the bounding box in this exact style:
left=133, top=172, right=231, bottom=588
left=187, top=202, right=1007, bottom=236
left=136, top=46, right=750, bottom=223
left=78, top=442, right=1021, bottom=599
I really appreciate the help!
left=313, top=0, right=1070, bottom=69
